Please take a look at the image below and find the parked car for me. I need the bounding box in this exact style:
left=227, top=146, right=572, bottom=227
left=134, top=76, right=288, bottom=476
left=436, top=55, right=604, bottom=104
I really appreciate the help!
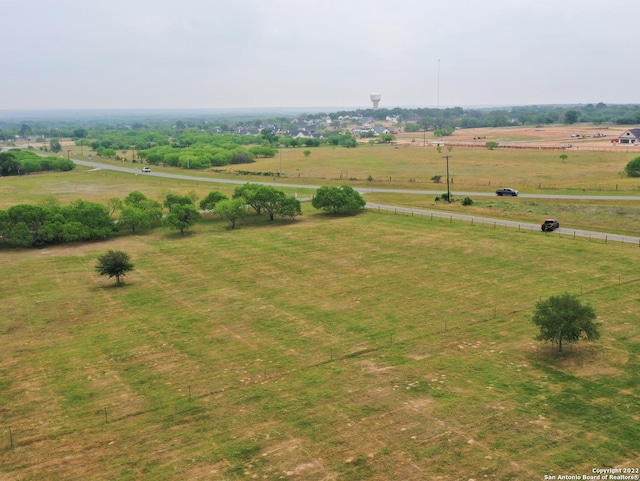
left=495, top=188, right=519, bottom=196
left=541, top=219, right=560, bottom=232
left=141, top=167, right=151, bottom=173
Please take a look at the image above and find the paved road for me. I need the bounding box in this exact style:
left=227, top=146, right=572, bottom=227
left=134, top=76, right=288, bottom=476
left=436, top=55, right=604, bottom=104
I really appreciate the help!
left=74, top=159, right=640, bottom=200
left=73, top=159, right=640, bottom=245
left=366, top=202, right=640, bottom=246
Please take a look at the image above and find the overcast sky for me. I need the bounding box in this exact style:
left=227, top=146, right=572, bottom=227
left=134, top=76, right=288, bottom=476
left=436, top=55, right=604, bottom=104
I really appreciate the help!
left=1, top=0, right=637, bottom=111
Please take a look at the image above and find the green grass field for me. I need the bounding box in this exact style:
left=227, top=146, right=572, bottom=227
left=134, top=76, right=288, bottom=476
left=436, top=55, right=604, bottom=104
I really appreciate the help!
left=2, top=139, right=640, bottom=480
left=2, top=200, right=640, bottom=480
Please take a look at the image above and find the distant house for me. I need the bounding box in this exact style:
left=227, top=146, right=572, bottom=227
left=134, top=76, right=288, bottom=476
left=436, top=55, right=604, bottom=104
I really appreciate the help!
left=618, top=128, right=640, bottom=145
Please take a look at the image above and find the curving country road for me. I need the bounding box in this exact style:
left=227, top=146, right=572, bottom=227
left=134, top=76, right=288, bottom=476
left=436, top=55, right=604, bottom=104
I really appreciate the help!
left=72, top=159, right=640, bottom=245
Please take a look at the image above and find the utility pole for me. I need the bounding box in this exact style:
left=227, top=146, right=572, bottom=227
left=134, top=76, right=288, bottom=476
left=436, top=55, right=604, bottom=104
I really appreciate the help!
left=443, top=155, right=452, bottom=202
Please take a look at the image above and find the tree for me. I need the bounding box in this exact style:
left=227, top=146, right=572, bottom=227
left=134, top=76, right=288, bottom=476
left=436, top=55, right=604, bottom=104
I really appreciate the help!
left=163, top=192, right=194, bottom=209
left=311, top=185, right=366, bottom=214
left=559, top=153, right=568, bottom=163
left=19, top=124, right=32, bottom=138
left=95, top=250, right=134, bottom=285
left=531, top=293, right=600, bottom=353
left=564, top=110, right=579, bottom=124
left=277, top=196, right=302, bottom=219
left=163, top=203, right=202, bottom=235
left=214, top=198, right=247, bottom=228
left=199, top=190, right=228, bottom=212
left=0, top=152, right=21, bottom=176
left=233, top=183, right=265, bottom=215
left=624, top=156, right=640, bottom=177
left=485, top=141, right=499, bottom=150
left=49, top=139, right=62, bottom=153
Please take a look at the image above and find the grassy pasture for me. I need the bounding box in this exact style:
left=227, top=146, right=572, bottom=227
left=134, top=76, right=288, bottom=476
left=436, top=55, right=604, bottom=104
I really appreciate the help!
left=2, top=204, right=640, bottom=480
left=60, top=139, right=640, bottom=193
left=365, top=193, right=640, bottom=237
left=229, top=144, right=640, bottom=192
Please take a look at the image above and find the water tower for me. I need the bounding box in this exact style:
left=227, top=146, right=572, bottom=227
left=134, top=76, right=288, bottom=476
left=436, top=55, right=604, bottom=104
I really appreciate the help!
left=370, top=93, right=381, bottom=110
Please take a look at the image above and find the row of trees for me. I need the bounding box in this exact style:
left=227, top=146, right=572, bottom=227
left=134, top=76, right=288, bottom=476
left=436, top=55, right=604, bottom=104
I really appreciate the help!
left=0, top=199, right=115, bottom=247
left=0, top=150, right=75, bottom=177
left=0, top=183, right=366, bottom=247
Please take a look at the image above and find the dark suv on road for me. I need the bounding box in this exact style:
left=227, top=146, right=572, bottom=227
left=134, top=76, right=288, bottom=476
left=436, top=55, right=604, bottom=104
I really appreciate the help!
left=541, top=219, right=560, bottom=231
left=495, top=188, right=519, bottom=196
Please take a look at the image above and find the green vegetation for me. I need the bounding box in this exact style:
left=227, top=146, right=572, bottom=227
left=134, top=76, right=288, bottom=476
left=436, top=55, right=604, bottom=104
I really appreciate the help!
left=624, top=155, right=640, bottom=177
left=531, top=293, right=600, bottom=353
left=95, top=250, right=135, bottom=285
left=312, top=185, right=366, bottom=213
left=2, top=205, right=639, bottom=480
left=0, top=121, right=639, bottom=478
left=0, top=150, right=74, bottom=176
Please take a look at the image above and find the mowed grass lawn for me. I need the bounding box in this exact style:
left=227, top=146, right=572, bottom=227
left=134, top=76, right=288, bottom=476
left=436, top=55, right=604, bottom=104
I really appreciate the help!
left=2, top=204, right=640, bottom=480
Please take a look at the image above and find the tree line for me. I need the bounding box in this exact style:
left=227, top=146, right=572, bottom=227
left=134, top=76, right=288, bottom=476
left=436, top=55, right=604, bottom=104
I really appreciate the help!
left=0, top=184, right=365, bottom=247
left=0, top=150, right=75, bottom=176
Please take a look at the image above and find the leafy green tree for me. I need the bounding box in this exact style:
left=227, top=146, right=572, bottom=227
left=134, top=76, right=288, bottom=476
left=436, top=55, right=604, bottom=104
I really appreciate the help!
left=19, top=124, right=32, bottom=138
left=278, top=196, right=302, bottom=219
left=163, top=192, right=194, bottom=209
left=199, top=191, right=228, bottom=211
left=119, top=205, right=154, bottom=233
left=233, top=184, right=265, bottom=215
left=163, top=203, right=201, bottom=235
left=378, top=133, right=396, bottom=143
left=531, top=293, right=600, bottom=353
left=107, top=197, right=123, bottom=217
left=214, top=198, right=247, bottom=228
left=303, top=150, right=311, bottom=158
left=6, top=204, right=48, bottom=246
left=66, top=200, right=114, bottom=240
left=49, top=139, right=62, bottom=153
left=95, top=250, right=135, bottom=285
left=564, top=110, right=579, bottom=124
left=624, top=156, right=640, bottom=177
left=0, top=152, right=21, bottom=176
left=258, top=186, right=286, bottom=221
left=311, top=185, right=366, bottom=214
left=559, top=154, right=568, bottom=163
left=485, top=141, right=499, bottom=150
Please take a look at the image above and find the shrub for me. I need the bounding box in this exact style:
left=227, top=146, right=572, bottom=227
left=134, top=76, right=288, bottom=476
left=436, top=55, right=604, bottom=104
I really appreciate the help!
left=462, top=197, right=474, bottom=206
left=624, top=156, right=640, bottom=177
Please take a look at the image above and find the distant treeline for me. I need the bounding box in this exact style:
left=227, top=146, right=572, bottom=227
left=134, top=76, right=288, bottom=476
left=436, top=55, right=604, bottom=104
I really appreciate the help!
left=2, top=103, right=639, bottom=140
left=0, top=150, right=75, bottom=176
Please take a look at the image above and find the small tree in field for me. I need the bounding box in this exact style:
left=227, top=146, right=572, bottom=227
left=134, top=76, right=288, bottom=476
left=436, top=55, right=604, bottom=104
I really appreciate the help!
left=95, top=250, right=134, bottom=285
left=624, top=156, right=640, bottom=177
left=531, top=293, right=600, bottom=353
left=560, top=153, right=568, bottom=163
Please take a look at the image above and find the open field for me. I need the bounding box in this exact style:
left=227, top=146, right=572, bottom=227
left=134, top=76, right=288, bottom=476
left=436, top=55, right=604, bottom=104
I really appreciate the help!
left=3, top=135, right=640, bottom=236
left=41, top=124, right=640, bottom=193
left=2, top=203, right=640, bottom=480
